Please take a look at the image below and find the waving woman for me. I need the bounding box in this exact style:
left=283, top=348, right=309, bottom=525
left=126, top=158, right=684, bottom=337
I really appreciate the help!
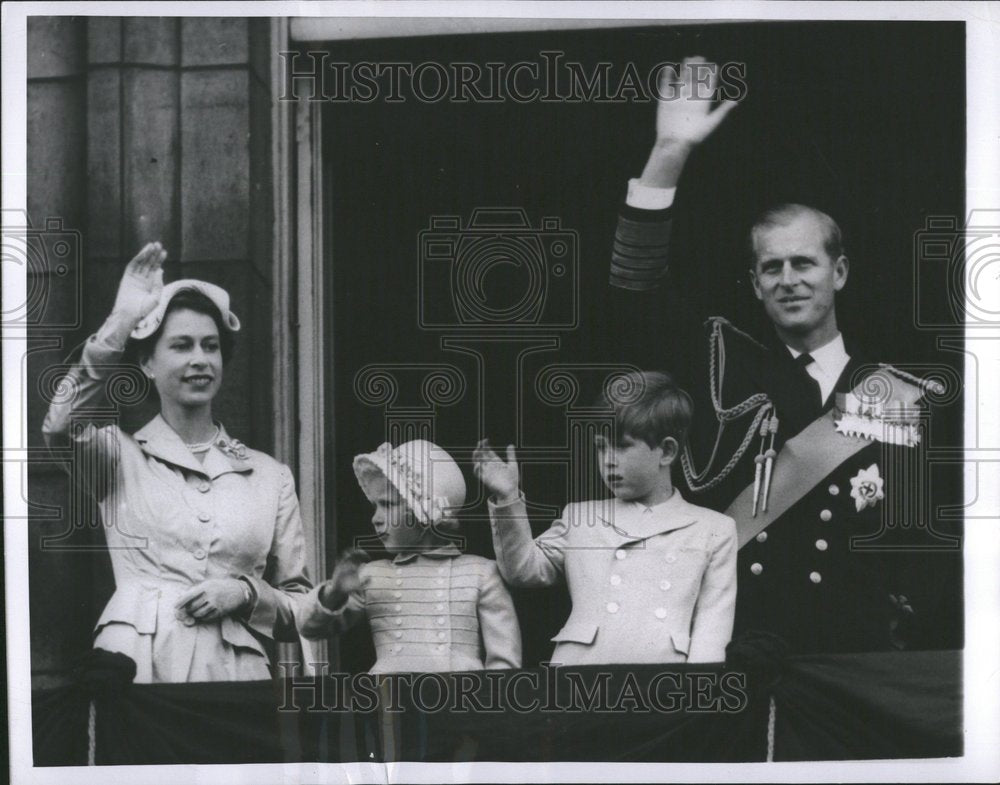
left=43, top=243, right=311, bottom=682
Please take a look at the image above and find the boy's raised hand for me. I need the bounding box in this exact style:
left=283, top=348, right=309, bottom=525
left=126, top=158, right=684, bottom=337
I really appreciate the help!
left=319, top=548, right=368, bottom=610
left=472, top=438, right=521, bottom=505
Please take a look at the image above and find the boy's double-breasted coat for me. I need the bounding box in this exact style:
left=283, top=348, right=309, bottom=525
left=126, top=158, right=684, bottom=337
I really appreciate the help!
left=489, top=492, right=736, bottom=665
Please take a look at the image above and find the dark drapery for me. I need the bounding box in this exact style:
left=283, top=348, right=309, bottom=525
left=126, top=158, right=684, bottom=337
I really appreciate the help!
left=33, top=650, right=961, bottom=766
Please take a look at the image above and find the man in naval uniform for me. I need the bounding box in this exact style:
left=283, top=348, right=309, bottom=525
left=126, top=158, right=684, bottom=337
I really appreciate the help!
left=607, top=57, right=961, bottom=654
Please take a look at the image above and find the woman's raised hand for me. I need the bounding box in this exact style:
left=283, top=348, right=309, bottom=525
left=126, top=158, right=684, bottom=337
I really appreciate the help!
left=112, top=242, right=166, bottom=322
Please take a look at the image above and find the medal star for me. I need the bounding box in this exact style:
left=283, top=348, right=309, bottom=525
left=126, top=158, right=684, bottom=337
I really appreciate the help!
left=850, top=463, right=885, bottom=512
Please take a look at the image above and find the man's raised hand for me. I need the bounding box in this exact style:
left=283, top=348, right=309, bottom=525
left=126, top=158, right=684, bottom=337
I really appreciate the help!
left=639, top=56, right=739, bottom=189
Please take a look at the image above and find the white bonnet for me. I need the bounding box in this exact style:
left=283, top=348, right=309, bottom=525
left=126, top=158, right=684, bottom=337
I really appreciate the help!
left=353, top=440, right=466, bottom=526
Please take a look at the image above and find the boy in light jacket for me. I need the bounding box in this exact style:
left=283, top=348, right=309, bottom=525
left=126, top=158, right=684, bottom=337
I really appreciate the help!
left=474, top=371, right=736, bottom=665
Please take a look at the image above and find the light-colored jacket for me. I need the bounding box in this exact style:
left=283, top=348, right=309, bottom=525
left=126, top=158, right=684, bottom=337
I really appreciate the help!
left=42, top=326, right=311, bottom=682
left=489, top=492, right=736, bottom=665
left=297, top=545, right=521, bottom=673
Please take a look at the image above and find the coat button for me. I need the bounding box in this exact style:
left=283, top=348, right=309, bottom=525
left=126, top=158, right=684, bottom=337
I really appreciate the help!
left=436, top=578, right=445, bottom=585
left=660, top=580, right=671, bottom=590
left=815, top=539, right=828, bottom=551
left=665, top=554, right=677, bottom=564
left=395, top=579, right=403, bottom=586
left=820, top=509, right=833, bottom=522
left=437, top=632, right=446, bottom=640
left=436, top=590, right=444, bottom=598
left=393, top=591, right=402, bottom=599
left=395, top=618, right=402, bottom=625
left=394, top=631, right=402, bottom=639
left=437, top=644, right=446, bottom=651
left=606, top=602, right=619, bottom=614
left=750, top=562, right=763, bottom=575
left=436, top=603, right=444, bottom=611
left=756, top=532, right=768, bottom=543
left=828, top=484, right=840, bottom=496
left=193, top=548, right=207, bottom=560
left=437, top=617, right=446, bottom=625
left=198, top=482, right=210, bottom=493
left=197, top=512, right=211, bottom=523
left=394, top=604, right=402, bottom=612
left=809, top=571, right=822, bottom=584
left=615, top=550, right=626, bottom=560
left=609, top=575, right=622, bottom=586
left=654, top=607, right=667, bottom=619
left=395, top=566, right=402, bottom=574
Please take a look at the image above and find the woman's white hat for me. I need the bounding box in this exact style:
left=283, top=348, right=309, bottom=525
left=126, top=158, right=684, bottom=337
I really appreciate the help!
left=353, top=440, right=466, bottom=525
left=131, top=279, right=241, bottom=340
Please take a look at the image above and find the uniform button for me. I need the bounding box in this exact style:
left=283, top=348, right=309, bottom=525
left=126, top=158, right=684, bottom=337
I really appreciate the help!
left=437, top=617, right=446, bottom=625
left=610, top=575, right=622, bottom=586
left=660, top=580, right=671, bottom=591
left=750, top=562, right=763, bottom=576
left=394, top=604, right=402, bottom=612
left=437, top=644, right=445, bottom=651
left=436, top=590, right=444, bottom=598
left=810, top=571, right=822, bottom=584
left=198, top=482, right=210, bottom=493
left=393, top=591, right=402, bottom=599
left=436, top=603, right=444, bottom=611
left=395, top=618, right=402, bottom=626
left=197, top=512, right=211, bottom=523
left=820, top=509, right=833, bottom=522
left=756, top=532, right=768, bottom=543
left=436, top=578, right=445, bottom=585
left=815, top=539, right=828, bottom=551
left=394, top=631, right=402, bottom=639
left=654, top=607, right=667, bottom=619
left=615, top=550, right=626, bottom=560
left=606, top=602, right=619, bottom=614
left=193, top=548, right=207, bottom=560
left=828, top=484, right=840, bottom=496
left=666, top=554, right=677, bottom=564
left=395, top=579, right=403, bottom=586
left=437, top=632, right=446, bottom=640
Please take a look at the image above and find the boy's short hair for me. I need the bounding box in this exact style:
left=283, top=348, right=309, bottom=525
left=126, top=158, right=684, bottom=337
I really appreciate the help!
left=596, top=371, right=694, bottom=448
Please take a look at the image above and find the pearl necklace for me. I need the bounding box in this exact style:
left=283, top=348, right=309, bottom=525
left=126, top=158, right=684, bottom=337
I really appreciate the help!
left=185, top=426, right=220, bottom=454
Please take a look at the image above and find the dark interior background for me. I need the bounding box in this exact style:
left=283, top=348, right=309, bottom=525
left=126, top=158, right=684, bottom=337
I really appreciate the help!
left=323, top=21, right=965, bottom=671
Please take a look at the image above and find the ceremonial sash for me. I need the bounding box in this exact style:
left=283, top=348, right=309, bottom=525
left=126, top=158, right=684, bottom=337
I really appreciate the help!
left=726, top=411, right=868, bottom=548
left=727, top=370, right=924, bottom=549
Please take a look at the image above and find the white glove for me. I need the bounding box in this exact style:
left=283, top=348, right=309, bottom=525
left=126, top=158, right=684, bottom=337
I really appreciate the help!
left=112, top=242, right=166, bottom=322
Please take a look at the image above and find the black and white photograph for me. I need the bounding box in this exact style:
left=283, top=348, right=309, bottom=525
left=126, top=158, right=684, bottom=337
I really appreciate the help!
left=3, top=2, right=999, bottom=783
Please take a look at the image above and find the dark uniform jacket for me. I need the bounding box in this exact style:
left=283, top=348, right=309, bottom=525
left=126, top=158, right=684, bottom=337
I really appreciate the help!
left=610, top=202, right=962, bottom=654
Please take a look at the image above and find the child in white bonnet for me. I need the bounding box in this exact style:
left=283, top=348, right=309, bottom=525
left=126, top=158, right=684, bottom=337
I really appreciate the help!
left=297, top=439, right=522, bottom=673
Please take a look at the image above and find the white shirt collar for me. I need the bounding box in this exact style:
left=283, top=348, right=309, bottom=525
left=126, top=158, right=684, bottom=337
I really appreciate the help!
left=786, top=334, right=850, bottom=403
left=787, top=333, right=848, bottom=375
